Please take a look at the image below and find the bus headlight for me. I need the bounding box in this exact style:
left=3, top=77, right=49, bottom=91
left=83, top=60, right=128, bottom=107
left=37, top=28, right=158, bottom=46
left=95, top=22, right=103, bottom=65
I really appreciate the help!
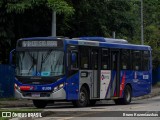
left=53, top=83, right=64, bottom=92
left=14, top=84, right=20, bottom=91
left=59, top=83, right=64, bottom=88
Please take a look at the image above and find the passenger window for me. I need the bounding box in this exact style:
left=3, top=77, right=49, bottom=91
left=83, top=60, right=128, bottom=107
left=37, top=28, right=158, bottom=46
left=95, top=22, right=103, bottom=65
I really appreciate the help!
left=91, top=49, right=99, bottom=70
left=68, top=46, right=79, bottom=70
left=80, top=47, right=90, bottom=69
left=101, top=49, right=110, bottom=70
left=71, top=51, right=79, bottom=69
left=121, top=50, right=130, bottom=70
left=132, top=51, right=141, bottom=70
left=142, top=51, right=150, bottom=71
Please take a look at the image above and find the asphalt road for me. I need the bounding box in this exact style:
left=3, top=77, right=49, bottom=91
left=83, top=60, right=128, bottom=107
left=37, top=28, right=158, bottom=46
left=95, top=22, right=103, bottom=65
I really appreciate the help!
left=6, top=95, right=160, bottom=120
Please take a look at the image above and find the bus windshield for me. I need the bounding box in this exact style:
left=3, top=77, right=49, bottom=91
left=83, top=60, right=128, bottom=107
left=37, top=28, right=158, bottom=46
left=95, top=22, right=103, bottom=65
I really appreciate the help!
left=16, top=50, right=64, bottom=77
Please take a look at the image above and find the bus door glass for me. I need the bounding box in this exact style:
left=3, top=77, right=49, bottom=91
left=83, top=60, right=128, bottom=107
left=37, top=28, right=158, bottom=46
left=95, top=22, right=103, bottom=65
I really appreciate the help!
left=111, top=50, right=120, bottom=97
left=91, top=48, right=100, bottom=98
left=100, top=49, right=111, bottom=99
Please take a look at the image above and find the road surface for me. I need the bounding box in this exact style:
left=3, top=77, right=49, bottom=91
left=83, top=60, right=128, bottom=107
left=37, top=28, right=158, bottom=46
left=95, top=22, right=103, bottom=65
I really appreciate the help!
left=2, top=95, right=160, bottom=120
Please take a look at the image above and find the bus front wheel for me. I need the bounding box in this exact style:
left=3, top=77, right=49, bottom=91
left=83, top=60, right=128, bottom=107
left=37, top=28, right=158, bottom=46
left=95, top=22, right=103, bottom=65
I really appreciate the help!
left=72, top=87, right=89, bottom=107
left=33, top=100, right=48, bottom=108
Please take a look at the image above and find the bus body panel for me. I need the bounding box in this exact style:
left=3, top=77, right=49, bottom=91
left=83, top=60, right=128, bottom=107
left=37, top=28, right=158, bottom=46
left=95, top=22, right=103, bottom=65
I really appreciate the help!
left=15, top=87, right=66, bottom=100
left=66, top=72, right=79, bottom=100
left=13, top=37, right=152, bottom=104
left=14, top=77, right=67, bottom=100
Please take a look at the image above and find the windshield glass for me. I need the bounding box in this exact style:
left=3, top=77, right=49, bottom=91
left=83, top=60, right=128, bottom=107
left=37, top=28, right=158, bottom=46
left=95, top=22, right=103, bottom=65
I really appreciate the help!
left=16, top=50, right=64, bottom=77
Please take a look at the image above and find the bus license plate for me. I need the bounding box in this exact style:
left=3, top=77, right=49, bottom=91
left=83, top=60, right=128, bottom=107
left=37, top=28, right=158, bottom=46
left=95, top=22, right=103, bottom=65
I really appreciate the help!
left=32, top=93, right=40, bottom=97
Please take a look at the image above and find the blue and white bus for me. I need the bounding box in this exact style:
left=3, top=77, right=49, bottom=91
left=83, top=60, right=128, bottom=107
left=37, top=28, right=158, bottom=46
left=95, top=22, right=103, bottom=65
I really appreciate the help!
left=10, top=37, right=152, bottom=108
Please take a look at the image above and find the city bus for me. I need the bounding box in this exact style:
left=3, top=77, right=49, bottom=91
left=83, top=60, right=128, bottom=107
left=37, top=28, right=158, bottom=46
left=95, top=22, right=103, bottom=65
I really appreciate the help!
left=10, top=37, right=152, bottom=108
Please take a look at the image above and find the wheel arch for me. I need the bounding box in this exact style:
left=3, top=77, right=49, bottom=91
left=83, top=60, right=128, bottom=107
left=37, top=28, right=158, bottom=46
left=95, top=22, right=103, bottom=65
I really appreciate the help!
left=125, top=83, right=132, bottom=91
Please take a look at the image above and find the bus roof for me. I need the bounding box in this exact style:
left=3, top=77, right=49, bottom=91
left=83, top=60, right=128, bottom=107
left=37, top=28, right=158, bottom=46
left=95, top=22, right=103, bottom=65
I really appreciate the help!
left=66, top=39, right=151, bottom=51
left=76, top=37, right=128, bottom=44
left=17, top=37, right=151, bottom=51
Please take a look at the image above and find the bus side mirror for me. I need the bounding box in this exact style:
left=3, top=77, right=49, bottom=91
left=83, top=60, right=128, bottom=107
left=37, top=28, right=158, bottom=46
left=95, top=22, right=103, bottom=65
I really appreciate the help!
left=71, top=53, right=77, bottom=63
left=9, top=49, right=16, bottom=67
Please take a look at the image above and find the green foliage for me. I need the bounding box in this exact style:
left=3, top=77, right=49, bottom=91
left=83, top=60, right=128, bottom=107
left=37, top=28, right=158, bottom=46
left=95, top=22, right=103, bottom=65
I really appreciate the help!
left=6, top=0, right=32, bottom=13
left=0, top=0, right=74, bottom=63
left=143, top=0, right=160, bottom=68
left=0, top=0, right=160, bottom=68
left=47, top=0, right=74, bottom=15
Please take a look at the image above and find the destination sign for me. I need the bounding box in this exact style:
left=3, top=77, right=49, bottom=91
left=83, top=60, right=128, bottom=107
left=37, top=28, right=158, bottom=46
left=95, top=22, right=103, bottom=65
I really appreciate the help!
left=22, top=41, right=57, bottom=47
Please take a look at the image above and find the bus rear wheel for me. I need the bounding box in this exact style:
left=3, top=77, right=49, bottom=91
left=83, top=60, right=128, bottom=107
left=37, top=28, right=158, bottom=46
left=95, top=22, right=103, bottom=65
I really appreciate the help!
left=72, top=87, right=89, bottom=107
left=123, top=85, right=132, bottom=104
left=33, top=100, right=48, bottom=108
left=114, top=85, right=132, bottom=105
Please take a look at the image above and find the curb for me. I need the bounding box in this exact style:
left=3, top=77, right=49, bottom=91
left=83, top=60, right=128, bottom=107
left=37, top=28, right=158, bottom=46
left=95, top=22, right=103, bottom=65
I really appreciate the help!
left=133, top=91, right=160, bottom=101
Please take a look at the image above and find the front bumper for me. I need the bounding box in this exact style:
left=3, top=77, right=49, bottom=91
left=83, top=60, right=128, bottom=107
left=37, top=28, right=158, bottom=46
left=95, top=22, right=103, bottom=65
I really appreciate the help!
left=14, top=88, right=66, bottom=100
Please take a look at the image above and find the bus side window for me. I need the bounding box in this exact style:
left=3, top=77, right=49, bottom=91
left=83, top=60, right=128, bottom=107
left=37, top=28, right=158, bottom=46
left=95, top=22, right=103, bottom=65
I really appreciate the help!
left=142, top=51, right=149, bottom=71
left=80, top=47, right=89, bottom=69
left=101, top=49, right=110, bottom=70
left=67, top=45, right=79, bottom=71
left=71, top=51, right=79, bottom=70
left=121, top=50, right=130, bottom=70
left=132, top=50, right=141, bottom=70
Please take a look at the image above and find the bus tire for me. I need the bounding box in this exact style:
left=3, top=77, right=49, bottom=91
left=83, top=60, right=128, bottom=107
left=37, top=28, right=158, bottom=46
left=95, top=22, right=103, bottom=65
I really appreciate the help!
left=114, top=85, right=132, bottom=105
left=122, top=85, right=132, bottom=104
left=72, top=86, right=89, bottom=107
left=33, top=100, right=48, bottom=108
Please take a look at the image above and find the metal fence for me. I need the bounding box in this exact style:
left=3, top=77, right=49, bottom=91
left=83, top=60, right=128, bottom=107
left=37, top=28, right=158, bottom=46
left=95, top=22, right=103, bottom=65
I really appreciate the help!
left=0, top=64, right=14, bottom=98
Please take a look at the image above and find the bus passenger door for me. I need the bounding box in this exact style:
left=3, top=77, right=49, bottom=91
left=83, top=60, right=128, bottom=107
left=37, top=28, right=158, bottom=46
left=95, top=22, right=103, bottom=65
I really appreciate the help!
left=111, top=50, right=120, bottom=98
left=91, top=48, right=100, bottom=99
left=66, top=45, right=79, bottom=100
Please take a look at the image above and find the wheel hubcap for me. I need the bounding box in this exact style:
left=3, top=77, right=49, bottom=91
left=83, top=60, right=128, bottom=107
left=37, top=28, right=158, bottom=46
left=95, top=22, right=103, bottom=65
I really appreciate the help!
left=126, top=90, right=130, bottom=102
left=80, top=92, right=86, bottom=103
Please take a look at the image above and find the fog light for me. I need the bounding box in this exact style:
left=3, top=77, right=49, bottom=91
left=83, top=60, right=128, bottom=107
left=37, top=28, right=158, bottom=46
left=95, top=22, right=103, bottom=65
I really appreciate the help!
left=54, top=86, right=58, bottom=91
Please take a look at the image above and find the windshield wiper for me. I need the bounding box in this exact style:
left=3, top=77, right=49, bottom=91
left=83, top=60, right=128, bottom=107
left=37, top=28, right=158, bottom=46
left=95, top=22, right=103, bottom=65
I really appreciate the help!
left=27, top=52, right=37, bottom=75
left=39, top=50, right=53, bottom=73
left=42, top=50, right=53, bottom=63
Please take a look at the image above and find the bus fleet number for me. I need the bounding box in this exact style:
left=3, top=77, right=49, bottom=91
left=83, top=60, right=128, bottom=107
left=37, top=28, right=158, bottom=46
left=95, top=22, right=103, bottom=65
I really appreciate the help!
left=42, top=87, right=52, bottom=90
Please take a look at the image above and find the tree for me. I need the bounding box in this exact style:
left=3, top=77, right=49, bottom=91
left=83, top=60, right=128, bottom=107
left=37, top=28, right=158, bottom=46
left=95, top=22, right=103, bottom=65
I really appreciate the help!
left=62, top=0, right=135, bottom=39
left=0, top=0, right=74, bottom=63
left=143, top=0, right=160, bottom=68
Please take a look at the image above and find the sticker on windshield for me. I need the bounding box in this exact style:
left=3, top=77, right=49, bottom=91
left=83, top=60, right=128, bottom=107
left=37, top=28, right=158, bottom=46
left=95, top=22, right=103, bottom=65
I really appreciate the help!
left=32, top=71, right=37, bottom=76
left=21, top=70, right=29, bottom=74
left=41, top=72, right=50, bottom=76
left=37, top=72, right=41, bottom=76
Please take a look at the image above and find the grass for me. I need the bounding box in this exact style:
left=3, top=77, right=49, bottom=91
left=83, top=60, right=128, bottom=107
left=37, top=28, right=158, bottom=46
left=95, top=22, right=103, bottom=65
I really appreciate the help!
left=0, top=118, right=9, bottom=120
left=0, top=98, right=17, bottom=101
left=153, top=82, right=160, bottom=87
left=0, top=108, right=41, bottom=112
left=156, top=82, right=160, bottom=86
